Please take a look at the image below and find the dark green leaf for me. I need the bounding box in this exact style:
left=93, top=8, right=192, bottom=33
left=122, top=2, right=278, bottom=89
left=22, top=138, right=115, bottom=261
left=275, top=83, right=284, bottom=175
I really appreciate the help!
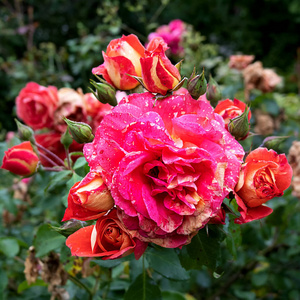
left=73, top=156, right=89, bottom=177
left=180, top=226, right=225, bottom=271
left=0, top=237, right=20, bottom=257
left=224, top=215, right=242, bottom=259
left=17, top=279, right=48, bottom=293
left=162, top=290, right=186, bottom=300
left=34, top=224, right=65, bottom=257
left=145, top=247, right=189, bottom=281
left=124, top=273, right=161, bottom=300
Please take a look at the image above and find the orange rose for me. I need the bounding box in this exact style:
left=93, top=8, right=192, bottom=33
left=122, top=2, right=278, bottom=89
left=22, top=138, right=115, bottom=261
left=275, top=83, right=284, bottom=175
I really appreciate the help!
left=92, top=34, right=145, bottom=90
left=66, top=209, right=137, bottom=260
left=234, top=147, right=293, bottom=223
left=62, top=172, right=114, bottom=221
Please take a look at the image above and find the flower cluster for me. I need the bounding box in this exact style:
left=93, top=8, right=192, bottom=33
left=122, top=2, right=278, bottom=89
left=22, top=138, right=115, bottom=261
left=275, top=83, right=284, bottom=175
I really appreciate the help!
left=1, top=30, right=293, bottom=262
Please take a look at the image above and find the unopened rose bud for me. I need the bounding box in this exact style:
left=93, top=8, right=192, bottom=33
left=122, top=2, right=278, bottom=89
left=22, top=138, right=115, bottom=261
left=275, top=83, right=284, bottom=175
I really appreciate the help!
left=63, top=118, right=94, bottom=144
left=89, top=79, right=117, bottom=106
left=51, top=220, right=89, bottom=237
left=15, top=119, right=35, bottom=144
left=206, top=75, right=222, bottom=106
left=187, top=69, right=207, bottom=99
left=228, top=107, right=250, bottom=140
left=261, top=136, right=289, bottom=151
left=60, top=128, right=73, bottom=150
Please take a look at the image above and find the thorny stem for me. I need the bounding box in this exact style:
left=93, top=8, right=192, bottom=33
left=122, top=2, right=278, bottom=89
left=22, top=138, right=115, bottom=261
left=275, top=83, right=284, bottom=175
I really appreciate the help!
left=38, top=152, right=60, bottom=167
left=65, top=147, right=71, bottom=170
left=35, top=142, right=67, bottom=167
left=42, top=167, right=66, bottom=172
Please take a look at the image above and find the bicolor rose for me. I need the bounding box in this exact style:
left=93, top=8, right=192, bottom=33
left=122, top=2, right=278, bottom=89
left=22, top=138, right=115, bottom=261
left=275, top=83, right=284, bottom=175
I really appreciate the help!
left=234, top=147, right=293, bottom=224
left=53, top=88, right=87, bottom=133
left=66, top=209, right=144, bottom=260
left=62, top=172, right=114, bottom=221
left=141, top=37, right=181, bottom=95
left=214, top=98, right=251, bottom=130
left=84, top=92, right=244, bottom=248
left=92, top=34, right=145, bottom=90
left=16, top=82, right=58, bottom=130
left=208, top=208, right=226, bottom=225
left=1, top=141, right=39, bottom=176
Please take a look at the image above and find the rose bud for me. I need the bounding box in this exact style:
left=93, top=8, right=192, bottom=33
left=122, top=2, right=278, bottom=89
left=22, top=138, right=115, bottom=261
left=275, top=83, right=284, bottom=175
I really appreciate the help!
left=1, top=141, right=39, bottom=176
left=214, top=98, right=252, bottom=130
left=15, top=119, right=35, bottom=144
left=62, top=172, right=114, bottom=221
left=16, top=82, right=59, bottom=130
left=63, top=118, right=94, bottom=144
left=228, top=107, right=251, bottom=140
left=234, top=147, right=293, bottom=224
left=187, top=69, right=207, bottom=100
left=260, top=136, right=289, bottom=151
left=89, top=79, right=117, bottom=106
left=206, top=75, right=222, bottom=106
left=66, top=209, right=136, bottom=260
left=92, top=34, right=145, bottom=90
left=140, top=37, right=181, bottom=95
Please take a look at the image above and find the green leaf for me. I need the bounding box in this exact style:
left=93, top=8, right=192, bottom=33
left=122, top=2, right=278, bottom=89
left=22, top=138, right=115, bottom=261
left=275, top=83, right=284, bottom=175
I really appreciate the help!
left=224, top=215, right=242, bottom=259
left=91, top=254, right=133, bottom=269
left=73, top=156, right=89, bottom=177
left=34, top=224, right=66, bottom=257
left=180, top=226, right=225, bottom=271
left=162, top=290, right=186, bottom=300
left=0, top=271, right=8, bottom=293
left=45, top=170, right=72, bottom=192
left=17, top=279, right=48, bottom=293
left=0, top=237, right=20, bottom=257
left=145, top=247, right=189, bottom=281
left=0, top=188, right=18, bottom=214
left=124, top=273, right=161, bottom=300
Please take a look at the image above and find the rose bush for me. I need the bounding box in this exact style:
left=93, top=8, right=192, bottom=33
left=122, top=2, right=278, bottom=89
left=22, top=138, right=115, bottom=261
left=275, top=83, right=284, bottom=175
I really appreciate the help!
left=141, top=37, right=181, bottom=95
left=16, top=82, right=59, bottom=130
left=234, top=147, right=293, bottom=224
left=66, top=209, right=138, bottom=260
left=92, top=34, right=145, bottom=90
left=84, top=92, right=244, bottom=248
left=1, top=141, right=39, bottom=176
left=62, top=172, right=114, bottom=221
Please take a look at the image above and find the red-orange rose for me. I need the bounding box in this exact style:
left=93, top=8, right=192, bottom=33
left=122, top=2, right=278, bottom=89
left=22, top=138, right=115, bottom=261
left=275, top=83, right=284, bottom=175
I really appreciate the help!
left=140, top=37, right=181, bottom=95
left=92, top=34, right=145, bottom=90
left=1, top=141, right=39, bottom=176
left=16, top=82, right=58, bottom=130
left=214, top=98, right=251, bottom=130
left=234, top=147, right=293, bottom=224
left=62, top=172, right=114, bottom=221
left=66, top=209, right=138, bottom=260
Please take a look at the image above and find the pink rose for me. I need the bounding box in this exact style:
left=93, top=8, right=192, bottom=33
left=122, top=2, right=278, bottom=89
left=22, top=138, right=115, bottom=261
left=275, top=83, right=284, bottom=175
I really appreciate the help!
left=92, top=34, right=145, bottom=90
left=148, top=19, right=186, bottom=56
left=1, top=141, right=39, bottom=176
left=16, top=82, right=58, bottom=130
left=84, top=92, right=244, bottom=248
left=234, top=147, right=293, bottom=224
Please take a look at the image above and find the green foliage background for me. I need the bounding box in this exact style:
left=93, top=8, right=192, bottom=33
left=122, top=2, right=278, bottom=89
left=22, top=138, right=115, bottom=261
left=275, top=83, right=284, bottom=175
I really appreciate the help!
left=0, top=1, right=300, bottom=299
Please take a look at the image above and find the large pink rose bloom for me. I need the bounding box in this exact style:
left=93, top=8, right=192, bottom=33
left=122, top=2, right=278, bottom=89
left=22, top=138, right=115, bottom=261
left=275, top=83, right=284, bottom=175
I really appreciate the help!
left=84, top=92, right=244, bottom=248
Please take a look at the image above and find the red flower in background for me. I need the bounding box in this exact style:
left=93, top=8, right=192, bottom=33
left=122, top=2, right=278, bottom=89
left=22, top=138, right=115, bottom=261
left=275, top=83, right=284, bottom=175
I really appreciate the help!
left=92, top=34, right=145, bottom=90
left=16, top=82, right=58, bottom=130
left=1, top=141, right=39, bottom=176
left=214, top=98, right=251, bottom=130
left=234, top=147, right=292, bottom=224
